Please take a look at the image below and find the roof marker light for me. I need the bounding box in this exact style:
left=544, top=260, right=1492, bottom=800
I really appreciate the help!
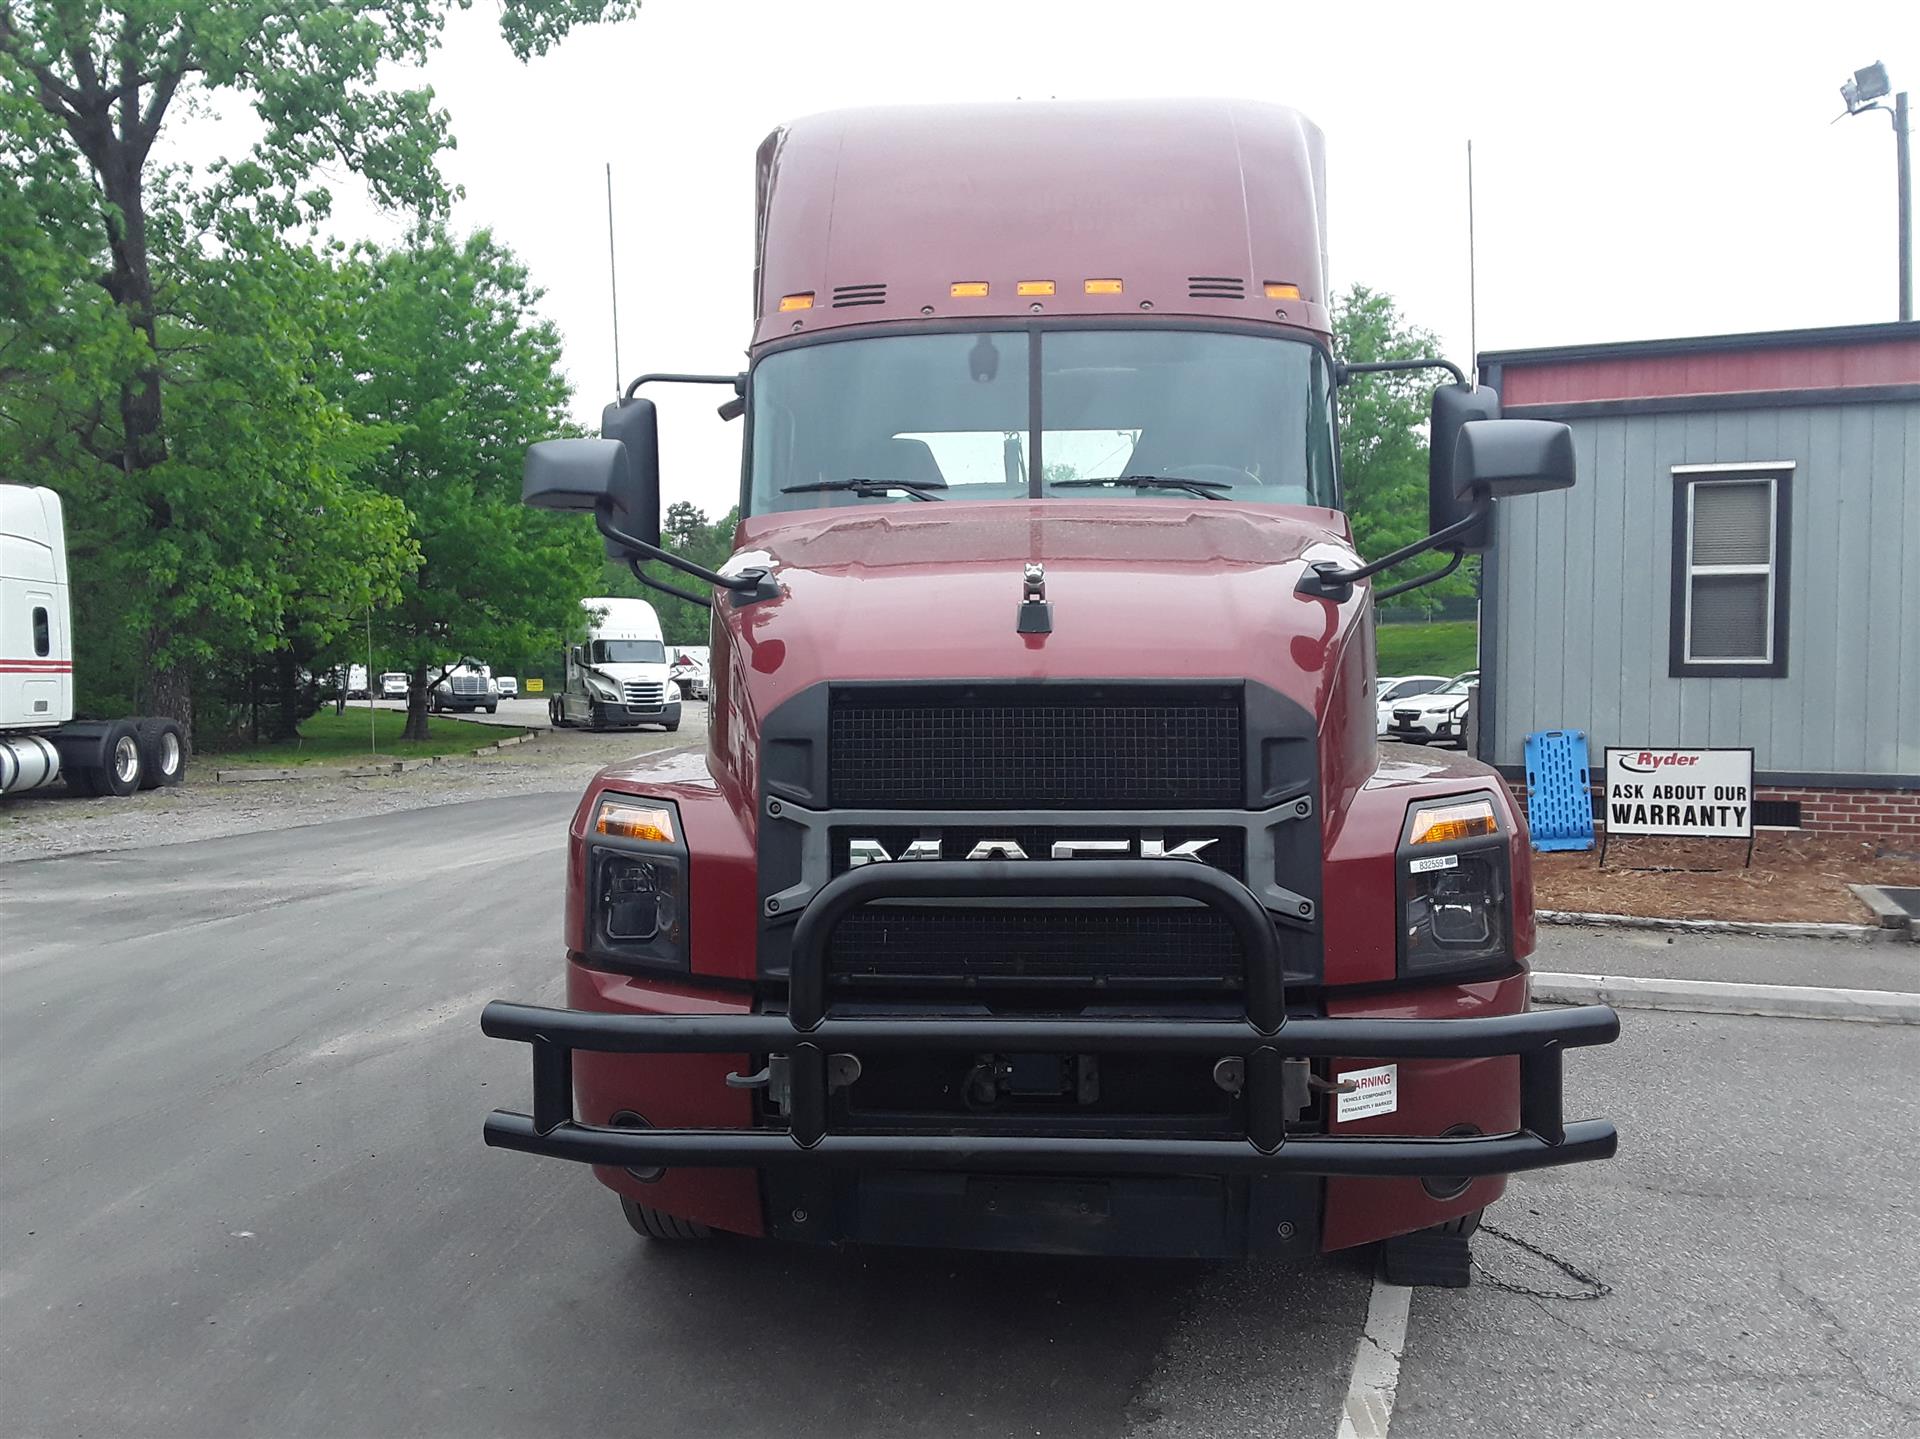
left=1084, top=278, right=1124, bottom=295
left=777, top=292, right=814, bottom=312
left=950, top=281, right=990, bottom=298
left=1264, top=282, right=1302, bottom=300
left=1015, top=280, right=1056, bottom=297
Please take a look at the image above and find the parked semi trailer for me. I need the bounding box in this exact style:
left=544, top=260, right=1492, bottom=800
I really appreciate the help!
left=1, top=485, right=187, bottom=797
left=481, top=101, right=1620, bottom=1282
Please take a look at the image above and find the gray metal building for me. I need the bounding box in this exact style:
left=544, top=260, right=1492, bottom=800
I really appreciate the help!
left=1476, top=322, right=1920, bottom=840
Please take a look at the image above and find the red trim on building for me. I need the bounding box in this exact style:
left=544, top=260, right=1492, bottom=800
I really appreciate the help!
left=1497, top=336, right=1920, bottom=407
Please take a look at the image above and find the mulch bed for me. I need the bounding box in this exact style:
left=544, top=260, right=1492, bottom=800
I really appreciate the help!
left=1531, top=831, right=1920, bottom=925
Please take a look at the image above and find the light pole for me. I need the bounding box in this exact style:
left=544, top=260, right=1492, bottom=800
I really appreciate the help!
left=1840, top=61, right=1912, bottom=321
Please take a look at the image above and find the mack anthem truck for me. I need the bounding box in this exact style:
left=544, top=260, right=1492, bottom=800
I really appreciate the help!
left=1, top=484, right=188, bottom=798
left=480, top=100, right=1620, bottom=1280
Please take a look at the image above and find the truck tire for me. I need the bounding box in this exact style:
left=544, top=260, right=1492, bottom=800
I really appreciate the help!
left=548, top=697, right=565, bottom=729
left=619, top=1197, right=712, bottom=1241
left=92, top=720, right=145, bottom=797
left=136, top=718, right=186, bottom=788
left=662, top=715, right=680, bottom=732
left=486, top=703, right=498, bottom=714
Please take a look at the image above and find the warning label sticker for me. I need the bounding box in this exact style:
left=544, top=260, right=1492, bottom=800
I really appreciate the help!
left=1336, top=1064, right=1399, bottom=1122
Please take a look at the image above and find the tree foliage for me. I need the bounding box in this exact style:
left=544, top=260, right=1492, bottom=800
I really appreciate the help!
left=0, top=0, right=637, bottom=737
left=1331, top=284, right=1476, bottom=607
left=324, top=229, right=603, bottom=740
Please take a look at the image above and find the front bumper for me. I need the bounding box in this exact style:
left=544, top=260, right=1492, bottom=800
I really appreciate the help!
left=593, top=699, right=681, bottom=726
left=483, top=860, right=1618, bottom=1182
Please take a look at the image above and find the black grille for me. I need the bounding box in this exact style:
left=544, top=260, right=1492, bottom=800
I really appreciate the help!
left=829, top=688, right=1243, bottom=809
left=828, top=906, right=1242, bottom=989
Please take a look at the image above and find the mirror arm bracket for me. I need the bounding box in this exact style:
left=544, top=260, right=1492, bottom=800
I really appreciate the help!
left=1296, top=497, right=1491, bottom=601
left=1373, top=545, right=1464, bottom=601
left=626, top=558, right=713, bottom=610
left=623, top=371, right=746, bottom=401
left=1335, top=356, right=1469, bottom=388
left=600, top=509, right=780, bottom=605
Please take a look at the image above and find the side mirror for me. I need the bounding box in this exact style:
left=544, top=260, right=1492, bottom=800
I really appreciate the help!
left=1452, top=419, right=1577, bottom=499
left=1427, top=383, right=1500, bottom=551
left=599, top=397, right=661, bottom=550
left=519, top=398, right=662, bottom=555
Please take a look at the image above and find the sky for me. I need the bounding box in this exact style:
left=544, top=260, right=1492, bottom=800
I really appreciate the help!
left=168, top=0, right=1918, bottom=520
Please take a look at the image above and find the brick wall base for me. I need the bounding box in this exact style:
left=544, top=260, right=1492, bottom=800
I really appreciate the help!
left=1507, top=781, right=1920, bottom=847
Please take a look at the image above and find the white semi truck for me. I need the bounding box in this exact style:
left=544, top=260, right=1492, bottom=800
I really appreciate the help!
left=548, top=596, right=680, bottom=732
left=0, top=484, right=187, bottom=797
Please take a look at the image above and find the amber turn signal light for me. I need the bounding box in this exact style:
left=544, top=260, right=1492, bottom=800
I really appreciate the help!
left=595, top=798, right=677, bottom=844
left=1408, top=798, right=1498, bottom=845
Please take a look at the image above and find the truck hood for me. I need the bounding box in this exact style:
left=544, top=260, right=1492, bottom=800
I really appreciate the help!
left=723, top=500, right=1367, bottom=719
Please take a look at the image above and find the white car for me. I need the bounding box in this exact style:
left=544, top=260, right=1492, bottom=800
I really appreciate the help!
left=1383, top=671, right=1479, bottom=746
left=1375, top=675, right=1450, bottom=736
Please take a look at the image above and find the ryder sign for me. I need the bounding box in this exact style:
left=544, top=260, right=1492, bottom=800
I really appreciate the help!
left=1604, top=748, right=1754, bottom=838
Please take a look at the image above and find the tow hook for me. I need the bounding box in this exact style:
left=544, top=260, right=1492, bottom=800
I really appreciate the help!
left=725, top=1053, right=863, bottom=1114
left=1213, top=1057, right=1358, bottom=1124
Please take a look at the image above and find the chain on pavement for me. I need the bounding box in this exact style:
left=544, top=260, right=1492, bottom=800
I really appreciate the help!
left=1473, top=1222, right=1614, bottom=1302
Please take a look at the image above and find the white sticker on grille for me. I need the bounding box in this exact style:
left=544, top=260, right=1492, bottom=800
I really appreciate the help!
left=1335, top=1064, right=1398, bottom=1121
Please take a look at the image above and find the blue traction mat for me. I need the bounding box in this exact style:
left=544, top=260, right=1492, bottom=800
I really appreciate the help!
left=1524, top=730, right=1596, bottom=852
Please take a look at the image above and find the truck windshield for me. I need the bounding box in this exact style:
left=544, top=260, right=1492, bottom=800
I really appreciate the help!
left=591, top=640, right=665, bottom=664
left=748, top=329, right=1335, bottom=515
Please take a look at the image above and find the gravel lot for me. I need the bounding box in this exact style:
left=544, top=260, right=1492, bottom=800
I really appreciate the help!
left=0, top=704, right=706, bottom=864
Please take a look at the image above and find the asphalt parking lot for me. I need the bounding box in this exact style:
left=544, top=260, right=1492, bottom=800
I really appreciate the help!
left=2, top=761, right=1915, bottom=1438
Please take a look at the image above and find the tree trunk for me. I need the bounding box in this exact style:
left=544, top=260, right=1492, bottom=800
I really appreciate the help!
left=267, top=654, right=300, bottom=743
left=148, top=660, right=194, bottom=757
left=404, top=665, right=432, bottom=743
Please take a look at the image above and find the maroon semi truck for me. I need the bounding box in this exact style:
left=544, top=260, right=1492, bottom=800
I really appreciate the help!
left=482, top=100, right=1619, bottom=1281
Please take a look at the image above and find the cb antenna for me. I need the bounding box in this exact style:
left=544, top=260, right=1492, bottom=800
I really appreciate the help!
left=1466, top=139, right=1479, bottom=381
left=606, top=161, right=622, bottom=399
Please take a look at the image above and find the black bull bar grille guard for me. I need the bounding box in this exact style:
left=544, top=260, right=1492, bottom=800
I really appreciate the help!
left=482, top=860, right=1620, bottom=1178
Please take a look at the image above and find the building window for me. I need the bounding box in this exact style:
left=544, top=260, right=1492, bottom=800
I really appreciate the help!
left=1669, top=463, right=1791, bottom=678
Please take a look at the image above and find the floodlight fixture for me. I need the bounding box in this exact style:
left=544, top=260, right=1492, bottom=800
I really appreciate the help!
left=1842, top=61, right=1891, bottom=113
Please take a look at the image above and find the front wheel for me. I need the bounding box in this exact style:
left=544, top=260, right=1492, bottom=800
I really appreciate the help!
left=619, top=1196, right=712, bottom=1241
left=486, top=703, right=498, bottom=714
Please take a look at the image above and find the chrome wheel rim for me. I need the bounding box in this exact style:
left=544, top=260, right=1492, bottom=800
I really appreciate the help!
left=160, top=731, right=182, bottom=774
left=113, top=735, right=140, bottom=784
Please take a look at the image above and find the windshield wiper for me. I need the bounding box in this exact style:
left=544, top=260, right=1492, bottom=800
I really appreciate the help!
left=781, top=478, right=946, bottom=502
left=1050, top=475, right=1232, bottom=501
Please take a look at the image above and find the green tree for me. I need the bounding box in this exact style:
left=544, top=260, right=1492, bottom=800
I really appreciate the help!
left=1332, top=284, right=1476, bottom=606
left=327, top=228, right=601, bottom=740
left=0, top=0, right=638, bottom=731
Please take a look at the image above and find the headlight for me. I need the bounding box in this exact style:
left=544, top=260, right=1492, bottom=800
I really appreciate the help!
left=1398, top=793, right=1511, bottom=980
left=584, top=792, right=687, bottom=973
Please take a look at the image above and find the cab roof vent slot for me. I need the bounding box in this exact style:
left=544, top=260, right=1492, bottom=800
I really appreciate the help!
left=832, top=283, right=887, bottom=308
left=1188, top=276, right=1246, bottom=299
